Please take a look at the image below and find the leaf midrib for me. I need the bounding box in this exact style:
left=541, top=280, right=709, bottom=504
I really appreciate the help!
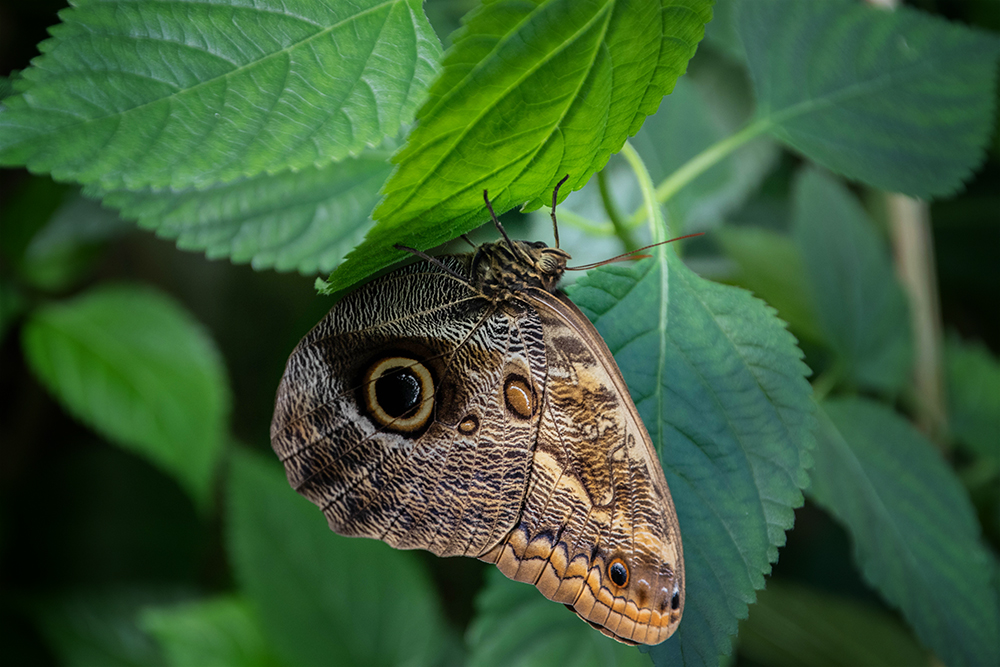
left=381, top=0, right=618, bottom=220
left=11, top=0, right=402, bottom=143
left=760, top=41, right=965, bottom=132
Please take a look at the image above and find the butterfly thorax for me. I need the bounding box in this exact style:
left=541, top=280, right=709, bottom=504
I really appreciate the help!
left=471, top=240, right=571, bottom=298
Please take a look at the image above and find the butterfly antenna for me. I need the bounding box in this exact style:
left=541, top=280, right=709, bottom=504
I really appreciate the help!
left=484, top=189, right=530, bottom=263
left=566, top=233, right=705, bottom=271
left=551, top=174, right=570, bottom=249
left=395, top=244, right=471, bottom=284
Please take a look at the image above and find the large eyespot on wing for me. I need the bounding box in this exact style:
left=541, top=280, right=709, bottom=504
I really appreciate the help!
left=359, top=354, right=436, bottom=434
left=479, top=290, right=684, bottom=645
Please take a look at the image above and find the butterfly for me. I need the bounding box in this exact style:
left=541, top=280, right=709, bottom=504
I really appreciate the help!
left=270, top=178, right=684, bottom=645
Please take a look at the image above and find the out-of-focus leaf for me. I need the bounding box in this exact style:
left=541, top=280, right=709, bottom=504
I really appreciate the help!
left=946, top=335, right=1000, bottom=464
left=568, top=247, right=815, bottom=667
left=701, top=0, right=742, bottom=63
left=0, top=0, right=441, bottom=190
left=0, top=175, right=71, bottom=266
left=95, top=154, right=392, bottom=275
left=810, top=398, right=1000, bottom=667
left=792, top=168, right=911, bottom=393
left=21, top=285, right=230, bottom=506
left=715, top=225, right=823, bottom=344
left=141, top=596, right=284, bottom=667
left=738, top=0, right=1000, bottom=197
left=20, top=192, right=133, bottom=292
left=226, top=449, right=457, bottom=667
left=466, top=569, right=649, bottom=667
left=29, top=587, right=188, bottom=667
left=323, top=0, right=714, bottom=292
left=738, top=580, right=929, bottom=667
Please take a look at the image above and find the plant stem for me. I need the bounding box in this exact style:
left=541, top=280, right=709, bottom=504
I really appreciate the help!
left=887, top=195, right=948, bottom=443
left=620, top=141, right=666, bottom=243
left=627, top=118, right=771, bottom=227
left=863, top=0, right=948, bottom=445
left=597, top=169, right=639, bottom=251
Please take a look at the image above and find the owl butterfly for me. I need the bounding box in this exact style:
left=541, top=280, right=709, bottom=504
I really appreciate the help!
left=271, top=178, right=685, bottom=645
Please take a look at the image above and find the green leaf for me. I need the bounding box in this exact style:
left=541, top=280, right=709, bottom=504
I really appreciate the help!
left=0, top=0, right=441, bottom=190
left=226, top=449, right=456, bottom=667
left=95, top=154, right=393, bottom=275
left=29, top=587, right=188, bottom=667
left=738, top=0, right=1000, bottom=198
left=141, top=596, right=284, bottom=667
left=714, top=226, right=823, bottom=344
left=21, top=285, right=230, bottom=506
left=324, top=0, right=715, bottom=292
left=467, top=569, right=650, bottom=667
left=946, top=334, right=1000, bottom=463
left=567, top=249, right=815, bottom=667
left=792, top=168, right=911, bottom=393
left=810, top=398, right=1000, bottom=667
left=737, top=580, right=928, bottom=667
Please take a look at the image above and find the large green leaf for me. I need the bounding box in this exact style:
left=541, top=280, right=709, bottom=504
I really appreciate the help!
left=792, top=168, right=911, bottom=393
left=466, top=569, right=649, bottom=667
left=945, top=335, right=1000, bottom=463
left=567, top=248, right=814, bottom=667
left=737, top=580, right=928, bottom=667
left=95, top=154, right=393, bottom=275
left=323, top=0, right=715, bottom=292
left=738, top=0, right=1000, bottom=197
left=0, top=0, right=440, bottom=190
left=226, top=449, right=455, bottom=667
left=810, top=398, right=1000, bottom=667
left=21, top=285, right=230, bottom=506
left=141, top=596, right=284, bottom=667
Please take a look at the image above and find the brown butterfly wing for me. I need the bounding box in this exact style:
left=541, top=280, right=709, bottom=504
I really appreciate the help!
left=480, top=290, right=685, bottom=645
left=271, top=257, right=545, bottom=557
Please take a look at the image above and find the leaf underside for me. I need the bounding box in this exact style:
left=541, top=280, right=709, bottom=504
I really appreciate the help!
left=322, top=0, right=715, bottom=293
left=0, top=0, right=440, bottom=191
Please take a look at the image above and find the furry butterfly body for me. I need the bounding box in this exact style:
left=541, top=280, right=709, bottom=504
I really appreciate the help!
left=271, top=234, right=685, bottom=645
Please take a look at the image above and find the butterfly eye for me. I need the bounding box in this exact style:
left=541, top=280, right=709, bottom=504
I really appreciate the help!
left=363, top=356, right=434, bottom=433
left=608, top=558, right=629, bottom=587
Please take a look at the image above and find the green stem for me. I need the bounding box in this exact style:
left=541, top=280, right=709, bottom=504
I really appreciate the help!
left=628, top=117, right=772, bottom=227
left=811, top=368, right=840, bottom=403
left=619, top=141, right=666, bottom=243
left=597, top=169, right=639, bottom=251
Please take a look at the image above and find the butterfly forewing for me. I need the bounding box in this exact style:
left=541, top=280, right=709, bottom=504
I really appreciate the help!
left=272, top=258, right=541, bottom=558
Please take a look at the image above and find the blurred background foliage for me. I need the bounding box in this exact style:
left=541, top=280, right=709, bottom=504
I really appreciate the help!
left=1, top=0, right=998, bottom=666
